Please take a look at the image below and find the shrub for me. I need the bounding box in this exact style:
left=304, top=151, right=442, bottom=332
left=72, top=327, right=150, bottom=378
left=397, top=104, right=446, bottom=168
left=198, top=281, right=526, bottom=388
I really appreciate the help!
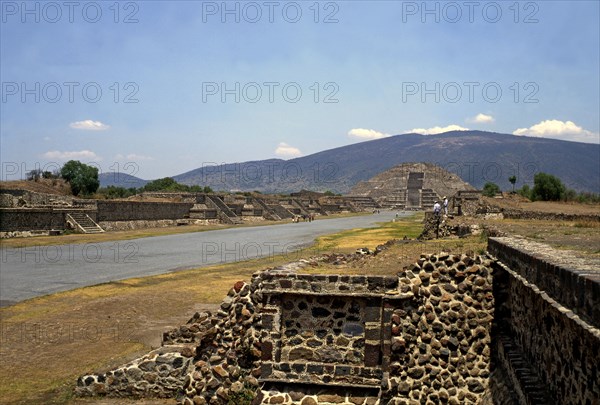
left=482, top=182, right=500, bottom=197
left=531, top=172, right=565, bottom=201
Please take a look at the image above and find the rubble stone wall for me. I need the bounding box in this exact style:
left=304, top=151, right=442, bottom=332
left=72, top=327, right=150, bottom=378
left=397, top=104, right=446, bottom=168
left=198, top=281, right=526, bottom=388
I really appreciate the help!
left=489, top=237, right=600, bottom=405
left=500, top=209, right=600, bottom=222
left=75, top=238, right=599, bottom=404
left=0, top=190, right=75, bottom=207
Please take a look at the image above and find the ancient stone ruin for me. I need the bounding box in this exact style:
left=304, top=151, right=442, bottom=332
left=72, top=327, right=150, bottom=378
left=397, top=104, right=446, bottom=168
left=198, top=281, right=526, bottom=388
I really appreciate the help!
left=0, top=190, right=377, bottom=237
left=75, top=237, right=600, bottom=404
left=348, top=163, right=475, bottom=210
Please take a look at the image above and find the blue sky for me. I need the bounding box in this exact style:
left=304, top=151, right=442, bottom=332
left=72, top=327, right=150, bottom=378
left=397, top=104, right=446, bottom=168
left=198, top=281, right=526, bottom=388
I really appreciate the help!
left=1, top=0, right=599, bottom=180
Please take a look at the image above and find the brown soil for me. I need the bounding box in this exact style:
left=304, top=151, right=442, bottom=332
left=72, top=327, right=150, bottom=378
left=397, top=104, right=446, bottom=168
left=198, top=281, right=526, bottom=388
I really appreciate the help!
left=0, top=179, right=72, bottom=196
left=483, top=193, right=600, bottom=215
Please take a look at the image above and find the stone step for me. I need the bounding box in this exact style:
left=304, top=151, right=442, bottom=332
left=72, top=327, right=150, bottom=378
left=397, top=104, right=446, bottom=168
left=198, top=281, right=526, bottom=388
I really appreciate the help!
left=66, top=213, right=104, bottom=234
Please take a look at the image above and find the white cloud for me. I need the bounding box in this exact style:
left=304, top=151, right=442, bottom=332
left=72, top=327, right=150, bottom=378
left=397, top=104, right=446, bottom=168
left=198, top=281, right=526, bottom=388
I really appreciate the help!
left=69, top=120, right=110, bottom=131
left=347, top=128, right=390, bottom=140
left=468, top=113, right=495, bottom=124
left=408, top=124, right=469, bottom=135
left=42, top=150, right=101, bottom=161
left=513, top=120, right=599, bottom=143
left=275, top=142, right=302, bottom=157
left=115, top=153, right=154, bottom=161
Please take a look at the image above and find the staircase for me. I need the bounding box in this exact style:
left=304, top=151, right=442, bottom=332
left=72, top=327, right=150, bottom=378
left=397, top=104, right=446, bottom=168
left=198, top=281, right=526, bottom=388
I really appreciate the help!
left=291, top=199, right=310, bottom=216
left=66, top=212, right=104, bottom=234
left=381, top=192, right=406, bottom=209
left=206, top=195, right=243, bottom=224
left=253, top=198, right=281, bottom=221
left=269, top=203, right=295, bottom=220
left=421, top=189, right=440, bottom=211
left=405, top=172, right=425, bottom=209
left=344, top=196, right=380, bottom=210
left=307, top=199, right=327, bottom=216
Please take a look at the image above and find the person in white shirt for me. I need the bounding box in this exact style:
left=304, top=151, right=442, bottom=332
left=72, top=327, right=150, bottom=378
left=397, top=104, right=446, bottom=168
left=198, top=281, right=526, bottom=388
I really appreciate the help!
left=443, top=196, right=448, bottom=215
left=433, top=201, right=441, bottom=216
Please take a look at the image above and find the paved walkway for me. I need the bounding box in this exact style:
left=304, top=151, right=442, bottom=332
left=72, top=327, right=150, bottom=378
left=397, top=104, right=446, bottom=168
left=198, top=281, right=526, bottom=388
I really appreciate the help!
left=1, top=212, right=403, bottom=306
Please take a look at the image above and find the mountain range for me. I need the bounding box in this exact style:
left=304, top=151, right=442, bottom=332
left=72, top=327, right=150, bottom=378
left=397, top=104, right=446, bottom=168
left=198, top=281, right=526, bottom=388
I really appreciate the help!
left=99, top=131, right=600, bottom=194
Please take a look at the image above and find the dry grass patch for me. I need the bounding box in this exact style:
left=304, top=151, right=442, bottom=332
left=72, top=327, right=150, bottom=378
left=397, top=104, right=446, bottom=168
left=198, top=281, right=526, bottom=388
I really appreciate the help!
left=0, top=251, right=320, bottom=405
left=314, top=213, right=424, bottom=252
left=305, top=236, right=487, bottom=277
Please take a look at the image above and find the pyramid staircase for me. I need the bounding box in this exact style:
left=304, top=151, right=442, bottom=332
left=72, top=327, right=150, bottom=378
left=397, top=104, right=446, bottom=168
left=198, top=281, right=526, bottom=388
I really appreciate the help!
left=404, top=172, right=423, bottom=209
left=421, top=189, right=440, bottom=210
left=66, top=212, right=104, bottom=234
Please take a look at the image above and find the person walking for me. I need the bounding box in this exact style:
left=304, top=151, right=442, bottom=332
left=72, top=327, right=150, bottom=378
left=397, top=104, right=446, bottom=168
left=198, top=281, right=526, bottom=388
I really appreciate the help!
left=443, top=196, right=448, bottom=216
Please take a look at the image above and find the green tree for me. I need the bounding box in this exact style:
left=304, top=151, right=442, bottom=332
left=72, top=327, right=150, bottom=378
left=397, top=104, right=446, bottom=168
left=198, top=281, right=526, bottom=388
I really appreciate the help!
left=531, top=172, right=565, bottom=201
left=97, top=186, right=137, bottom=199
left=60, top=160, right=100, bottom=196
left=140, top=177, right=212, bottom=193
left=508, top=175, right=517, bottom=193
left=482, top=182, right=501, bottom=197
left=141, top=177, right=182, bottom=192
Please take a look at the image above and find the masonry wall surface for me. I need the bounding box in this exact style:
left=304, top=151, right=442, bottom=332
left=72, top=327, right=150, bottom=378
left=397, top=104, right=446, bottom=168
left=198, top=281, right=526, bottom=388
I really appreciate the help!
left=0, top=208, right=66, bottom=231
left=76, top=238, right=600, bottom=404
left=96, top=201, right=195, bottom=221
left=489, top=237, right=600, bottom=405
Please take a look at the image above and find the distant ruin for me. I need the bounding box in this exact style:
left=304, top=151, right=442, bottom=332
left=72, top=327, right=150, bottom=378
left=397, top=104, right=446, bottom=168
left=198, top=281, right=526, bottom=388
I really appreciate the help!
left=0, top=190, right=378, bottom=237
left=349, top=163, right=475, bottom=210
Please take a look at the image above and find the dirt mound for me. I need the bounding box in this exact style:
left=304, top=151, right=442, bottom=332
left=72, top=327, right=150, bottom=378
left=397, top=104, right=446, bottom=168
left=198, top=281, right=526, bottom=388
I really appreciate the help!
left=0, top=179, right=72, bottom=196
left=124, top=195, right=182, bottom=202
left=483, top=194, right=600, bottom=215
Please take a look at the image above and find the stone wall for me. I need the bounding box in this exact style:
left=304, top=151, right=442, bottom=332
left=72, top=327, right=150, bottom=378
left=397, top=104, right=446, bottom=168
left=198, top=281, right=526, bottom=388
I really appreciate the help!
left=488, top=237, right=600, bottom=405
left=98, top=218, right=220, bottom=231
left=75, top=238, right=599, bottom=404
left=0, top=190, right=75, bottom=207
left=488, top=237, right=599, bottom=331
left=0, top=208, right=99, bottom=232
left=96, top=201, right=195, bottom=221
left=76, top=255, right=496, bottom=404
left=76, top=345, right=194, bottom=399
left=258, top=273, right=403, bottom=393
left=386, top=253, right=494, bottom=404
left=500, top=209, right=600, bottom=222
left=2, top=201, right=202, bottom=233
left=0, top=208, right=65, bottom=231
